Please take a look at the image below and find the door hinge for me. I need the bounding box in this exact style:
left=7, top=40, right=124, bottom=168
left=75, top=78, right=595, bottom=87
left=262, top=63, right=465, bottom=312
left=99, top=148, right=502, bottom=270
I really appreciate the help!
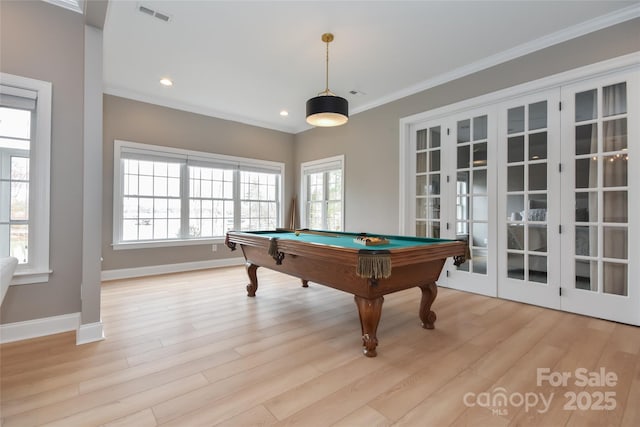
left=446, top=222, right=450, bottom=230
left=559, top=287, right=563, bottom=296
left=446, top=270, right=450, bottom=277
left=559, top=225, right=562, bottom=234
left=447, top=128, right=450, bottom=135
left=558, top=163, right=562, bottom=173
left=559, top=101, right=562, bottom=111
left=446, top=175, right=450, bottom=183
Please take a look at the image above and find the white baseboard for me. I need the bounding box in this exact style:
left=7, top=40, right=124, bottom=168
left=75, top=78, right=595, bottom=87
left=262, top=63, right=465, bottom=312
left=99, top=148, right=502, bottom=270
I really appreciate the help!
left=0, top=312, right=80, bottom=344
left=76, top=321, right=105, bottom=345
left=0, top=258, right=245, bottom=344
left=101, top=257, right=245, bottom=281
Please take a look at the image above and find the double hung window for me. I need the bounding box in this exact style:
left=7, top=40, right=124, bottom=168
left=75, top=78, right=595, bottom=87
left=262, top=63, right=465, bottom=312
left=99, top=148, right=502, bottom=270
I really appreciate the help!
left=301, top=156, right=344, bottom=231
left=113, top=140, right=283, bottom=248
left=0, top=74, right=52, bottom=284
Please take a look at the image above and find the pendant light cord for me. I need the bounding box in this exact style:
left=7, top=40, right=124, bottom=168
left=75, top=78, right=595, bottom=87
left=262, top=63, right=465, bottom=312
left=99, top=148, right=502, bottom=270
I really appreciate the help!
left=325, top=38, right=330, bottom=94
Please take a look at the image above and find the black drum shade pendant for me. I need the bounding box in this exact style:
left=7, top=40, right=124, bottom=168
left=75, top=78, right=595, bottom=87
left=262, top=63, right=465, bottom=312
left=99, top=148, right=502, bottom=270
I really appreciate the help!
left=306, top=33, right=349, bottom=127
left=306, top=95, right=348, bottom=127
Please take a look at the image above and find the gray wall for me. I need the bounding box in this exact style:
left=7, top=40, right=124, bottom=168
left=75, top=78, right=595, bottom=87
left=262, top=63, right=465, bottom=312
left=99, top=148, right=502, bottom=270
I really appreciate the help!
left=102, top=95, right=295, bottom=271
left=294, top=18, right=640, bottom=235
left=0, top=1, right=85, bottom=323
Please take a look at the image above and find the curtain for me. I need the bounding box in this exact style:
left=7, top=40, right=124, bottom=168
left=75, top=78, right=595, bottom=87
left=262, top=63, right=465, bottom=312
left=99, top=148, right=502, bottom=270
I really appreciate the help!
left=602, top=82, right=628, bottom=296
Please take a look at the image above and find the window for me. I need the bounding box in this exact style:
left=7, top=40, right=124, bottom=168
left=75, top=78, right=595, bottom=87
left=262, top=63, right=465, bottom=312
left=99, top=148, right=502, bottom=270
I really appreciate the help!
left=301, top=155, right=344, bottom=231
left=240, top=171, right=279, bottom=230
left=113, top=140, right=284, bottom=249
left=189, top=166, right=233, bottom=238
left=0, top=74, right=52, bottom=284
left=122, top=157, right=182, bottom=241
left=0, top=110, right=30, bottom=263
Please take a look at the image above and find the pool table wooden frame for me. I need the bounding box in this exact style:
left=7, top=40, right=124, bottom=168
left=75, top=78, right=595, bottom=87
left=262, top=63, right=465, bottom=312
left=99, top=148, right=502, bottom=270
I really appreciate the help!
left=225, top=230, right=467, bottom=357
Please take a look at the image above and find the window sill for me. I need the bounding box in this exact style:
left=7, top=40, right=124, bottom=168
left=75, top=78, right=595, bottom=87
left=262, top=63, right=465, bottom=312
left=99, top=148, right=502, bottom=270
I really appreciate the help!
left=12, top=269, right=53, bottom=285
left=112, top=238, right=226, bottom=251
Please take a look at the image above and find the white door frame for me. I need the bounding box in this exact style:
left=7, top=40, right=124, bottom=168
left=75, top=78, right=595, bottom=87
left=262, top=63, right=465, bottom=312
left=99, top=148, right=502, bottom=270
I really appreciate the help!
left=559, top=70, right=639, bottom=325
left=496, top=89, right=562, bottom=309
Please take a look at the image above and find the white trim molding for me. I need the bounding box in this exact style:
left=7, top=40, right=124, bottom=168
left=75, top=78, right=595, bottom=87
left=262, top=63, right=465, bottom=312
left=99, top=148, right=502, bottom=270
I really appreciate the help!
left=76, top=321, right=105, bottom=345
left=101, top=257, right=245, bottom=282
left=113, top=237, right=226, bottom=251
left=0, top=312, right=79, bottom=344
left=42, top=0, right=84, bottom=14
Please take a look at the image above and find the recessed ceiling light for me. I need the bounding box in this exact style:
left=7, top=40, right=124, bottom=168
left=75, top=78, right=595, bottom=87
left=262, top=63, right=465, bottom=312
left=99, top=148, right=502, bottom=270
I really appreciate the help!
left=160, top=78, right=173, bottom=87
left=280, top=110, right=289, bottom=117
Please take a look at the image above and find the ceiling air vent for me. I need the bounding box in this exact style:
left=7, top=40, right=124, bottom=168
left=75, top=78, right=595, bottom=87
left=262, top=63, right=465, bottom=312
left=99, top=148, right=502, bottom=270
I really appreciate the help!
left=154, top=11, right=170, bottom=22
left=137, top=3, right=172, bottom=23
left=138, top=5, right=154, bottom=16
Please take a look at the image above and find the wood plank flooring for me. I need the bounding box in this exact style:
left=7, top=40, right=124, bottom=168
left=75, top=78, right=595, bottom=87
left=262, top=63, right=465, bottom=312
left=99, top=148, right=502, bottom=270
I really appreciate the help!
left=1, top=266, right=639, bottom=426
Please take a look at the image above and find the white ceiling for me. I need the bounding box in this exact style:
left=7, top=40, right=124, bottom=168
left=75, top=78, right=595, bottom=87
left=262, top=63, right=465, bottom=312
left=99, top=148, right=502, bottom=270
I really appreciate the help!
left=103, top=1, right=639, bottom=134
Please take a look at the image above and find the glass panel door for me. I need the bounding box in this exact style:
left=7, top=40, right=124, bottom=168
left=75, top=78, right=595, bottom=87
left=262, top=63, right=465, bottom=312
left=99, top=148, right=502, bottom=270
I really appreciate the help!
left=560, top=71, right=639, bottom=325
left=497, top=90, right=561, bottom=308
left=415, top=126, right=442, bottom=238
left=445, top=109, right=497, bottom=296
left=573, top=82, right=628, bottom=295
left=455, top=116, right=488, bottom=274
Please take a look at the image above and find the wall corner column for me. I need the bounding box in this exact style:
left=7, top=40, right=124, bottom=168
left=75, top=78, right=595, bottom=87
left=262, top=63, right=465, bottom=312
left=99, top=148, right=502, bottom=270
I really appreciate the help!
left=79, top=23, right=104, bottom=344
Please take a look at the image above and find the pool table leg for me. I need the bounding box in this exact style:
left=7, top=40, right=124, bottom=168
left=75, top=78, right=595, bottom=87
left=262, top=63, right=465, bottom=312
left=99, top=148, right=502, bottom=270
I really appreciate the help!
left=246, top=262, right=259, bottom=297
left=354, top=295, right=384, bottom=357
left=418, top=282, right=438, bottom=329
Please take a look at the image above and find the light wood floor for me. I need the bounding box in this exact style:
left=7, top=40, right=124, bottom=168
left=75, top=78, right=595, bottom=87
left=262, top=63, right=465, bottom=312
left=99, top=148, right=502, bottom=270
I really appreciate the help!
left=1, top=266, right=639, bottom=426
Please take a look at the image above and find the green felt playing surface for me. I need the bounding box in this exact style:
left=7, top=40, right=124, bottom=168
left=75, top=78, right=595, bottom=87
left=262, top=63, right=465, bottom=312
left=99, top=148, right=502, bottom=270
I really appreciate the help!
left=248, top=230, right=456, bottom=251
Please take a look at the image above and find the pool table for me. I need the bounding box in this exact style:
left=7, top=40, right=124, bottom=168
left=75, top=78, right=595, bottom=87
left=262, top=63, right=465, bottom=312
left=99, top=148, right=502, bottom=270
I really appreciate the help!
left=225, top=229, right=467, bottom=357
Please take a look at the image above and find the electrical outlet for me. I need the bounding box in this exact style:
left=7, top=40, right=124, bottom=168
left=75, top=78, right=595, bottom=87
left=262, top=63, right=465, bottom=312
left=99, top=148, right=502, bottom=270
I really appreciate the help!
left=211, top=244, right=217, bottom=252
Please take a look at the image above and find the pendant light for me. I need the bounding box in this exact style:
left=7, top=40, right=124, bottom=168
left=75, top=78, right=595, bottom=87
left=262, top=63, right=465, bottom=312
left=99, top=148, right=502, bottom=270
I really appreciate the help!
left=306, top=33, right=349, bottom=127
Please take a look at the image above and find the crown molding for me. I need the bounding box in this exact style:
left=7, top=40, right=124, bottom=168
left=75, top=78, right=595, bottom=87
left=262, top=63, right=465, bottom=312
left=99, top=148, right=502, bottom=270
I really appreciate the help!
left=42, top=0, right=84, bottom=14
left=349, top=3, right=640, bottom=120
left=103, top=85, right=298, bottom=135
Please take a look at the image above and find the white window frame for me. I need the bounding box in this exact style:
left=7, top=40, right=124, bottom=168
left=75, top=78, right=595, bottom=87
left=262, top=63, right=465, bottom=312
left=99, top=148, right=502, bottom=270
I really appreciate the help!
left=300, top=155, right=345, bottom=230
left=112, top=140, right=285, bottom=249
left=0, top=73, right=52, bottom=285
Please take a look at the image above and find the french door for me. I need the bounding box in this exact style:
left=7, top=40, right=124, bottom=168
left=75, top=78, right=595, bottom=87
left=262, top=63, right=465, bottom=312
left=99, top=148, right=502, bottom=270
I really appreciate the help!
left=412, top=121, right=447, bottom=284
left=445, top=109, right=497, bottom=296
left=407, top=63, right=639, bottom=325
left=411, top=108, right=497, bottom=296
left=497, top=90, right=562, bottom=309
left=414, top=123, right=444, bottom=240
left=559, top=72, right=639, bottom=324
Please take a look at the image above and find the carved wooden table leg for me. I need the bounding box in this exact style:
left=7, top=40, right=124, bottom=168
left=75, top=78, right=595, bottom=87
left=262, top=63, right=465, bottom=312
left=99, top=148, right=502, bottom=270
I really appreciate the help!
left=245, top=262, right=259, bottom=297
left=418, top=282, right=438, bottom=329
left=354, top=295, right=384, bottom=357
left=301, top=279, right=309, bottom=288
